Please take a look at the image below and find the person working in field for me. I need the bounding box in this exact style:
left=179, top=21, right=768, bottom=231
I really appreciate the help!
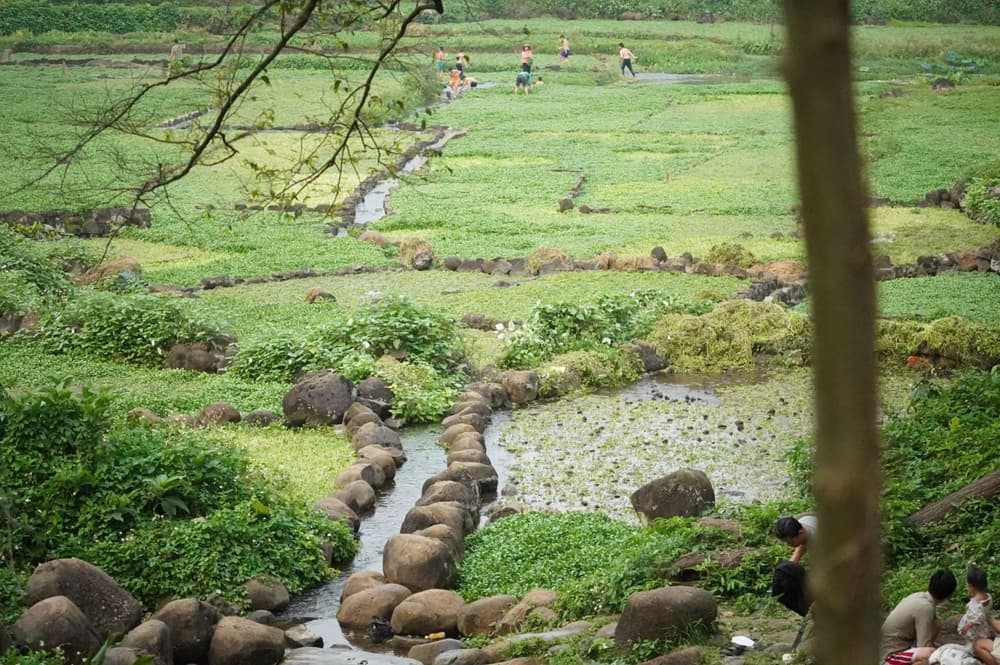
left=618, top=42, right=636, bottom=77
left=771, top=514, right=817, bottom=616
left=514, top=70, right=533, bottom=94
left=521, top=44, right=533, bottom=73
left=434, top=46, right=447, bottom=81
left=559, top=35, right=570, bottom=63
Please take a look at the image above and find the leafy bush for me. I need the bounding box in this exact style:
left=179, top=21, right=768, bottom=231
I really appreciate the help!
left=0, top=381, right=355, bottom=611
left=232, top=297, right=464, bottom=381
left=963, top=182, right=1000, bottom=227
left=499, top=291, right=672, bottom=369
left=0, top=226, right=71, bottom=296
left=80, top=498, right=353, bottom=608
left=962, top=160, right=1000, bottom=226
left=877, top=371, right=1000, bottom=604
left=648, top=300, right=812, bottom=371
left=0, top=270, right=40, bottom=316
left=375, top=358, right=462, bottom=423
left=36, top=289, right=224, bottom=365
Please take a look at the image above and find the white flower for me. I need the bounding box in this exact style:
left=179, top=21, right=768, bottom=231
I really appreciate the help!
left=495, top=322, right=505, bottom=331
left=362, top=341, right=371, bottom=349
left=602, top=337, right=611, bottom=344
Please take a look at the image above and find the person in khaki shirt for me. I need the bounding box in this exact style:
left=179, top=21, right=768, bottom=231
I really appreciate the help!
left=880, top=569, right=957, bottom=665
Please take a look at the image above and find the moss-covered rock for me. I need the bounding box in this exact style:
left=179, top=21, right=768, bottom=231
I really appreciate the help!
left=705, top=243, right=758, bottom=269
left=647, top=300, right=811, bottom=371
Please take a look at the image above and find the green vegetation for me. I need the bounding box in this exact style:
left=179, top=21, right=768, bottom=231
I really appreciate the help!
left=458, top=510, right=789, bottom=620
left=36, top=289, right=224, bottom=365
left=648, top=300, right=812, bottom=371
left=0, top=382, right=356, bottom=622
left=0, top=10, right=998, bottom=659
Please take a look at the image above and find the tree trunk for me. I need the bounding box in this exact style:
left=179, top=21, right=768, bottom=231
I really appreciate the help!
left=907, top=470, right=1000, bottom=527
left=781, top=2, right=881, bottom=664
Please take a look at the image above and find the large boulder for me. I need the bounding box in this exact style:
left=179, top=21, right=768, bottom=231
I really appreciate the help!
left=383, top=534, right=458, bottom=592
left=409, top=638, right=464, bottom=665
left=447, top=449, right=491, bottom=466
left=336, top=461, right=388, bottom=489
left=416, top=481, right=480, bottom=513
left=449, top=432, right=486, bottom=453
left=357, top=377, right=395, bottom=418
left=390, top=589, right=465, bottom=637
left=150, top=598, right=221, bottom=665
left=25, top=558, right=143, bottom=638
left=400, top=237, right=435, bottom=270
left=357, top=445, right=399, bottom=481
left=246, top=578, right=290, bottom=613
left=314, top=494, right=361, bottom=533
left=196, top=402, right=241, bottom=427
left=13, top=596, right=102, bottom=664
left=440, top=424, right=477, bottom=446
left=165, top=343, right=222, bottom=373
left=456, top=595, right=518, bottom=637
left=341, top=571, right=387, bottom=601
left=337, top=583, right=412, bottom=629
left=614, top=587, right=717, bottom=648
left=352, top=422, right=403, bottom=451
left=423, top=462, right=498, bottom=495
left=401, top=502, right=477, bottom=539
left=630, top=469, right=715, bottom=521
left=413, top=524, right=466, bottom=560
left=207, top=616, right=284, bottom=665
left=332, top=479, right=377, bottom=514
left=119, top=619, right=172, bottom=665
left=440, top=411, right=487, bottom=432
left=283, top=370, right=356, bottom=427
left=464, top=382, right=510, bottom=410
left=500, top=371, right=538, bottom=406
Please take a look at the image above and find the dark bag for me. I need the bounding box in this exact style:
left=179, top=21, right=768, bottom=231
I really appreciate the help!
left=771, top=561, right=810, bottom=616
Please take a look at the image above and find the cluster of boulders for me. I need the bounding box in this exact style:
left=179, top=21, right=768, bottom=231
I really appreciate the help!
left=328, top=377, right=725, bottom=665
left=874, top=240, right=1000, bottom=280
left=0, top=206, right=150, bottom=237
left=4, top=557, right=312, bottom=665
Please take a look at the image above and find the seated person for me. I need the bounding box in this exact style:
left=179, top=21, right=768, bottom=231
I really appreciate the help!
left=958, top=567, right=1000, bottom=665
left=880, top=569, right=957, bottom=665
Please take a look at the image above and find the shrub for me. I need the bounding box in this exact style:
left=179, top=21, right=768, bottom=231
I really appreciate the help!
left=0, top=226, right=71, bottom=296
left=80, top=498, right=354, bottom=608
left=36, top=289, right=224, bottom=365
left=919, top=316, right=1000, bottom=369
left=0, top=381, right=355, bottom=611
left=881, top=371, right=1000, bottom=569
left=0, top=270, right=40, bottom=316
left=538, top=349, right=643, bottom=397
left=375, top=358, right=462, bottom=422
left=459, top=511, right=781, bottom=620
left=499, top=291, right=671, bottom=369
left=962, top=160, right=1000, bottom=227
left=231, top=296, right=465, bottom=384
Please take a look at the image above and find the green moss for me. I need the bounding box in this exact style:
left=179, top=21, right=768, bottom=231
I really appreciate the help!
left=876, top=319, right=925, bottom=360
left=919, top=316, right=1000, bottom=369
left=538, top=349, right=643, bottom=398
left=705, top=242, right=758, bottom=268
left=647, top=300, right=811, bottom=371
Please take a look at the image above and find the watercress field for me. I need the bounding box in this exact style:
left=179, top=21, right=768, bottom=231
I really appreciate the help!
left=1, top=12, right=999, bottom=657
